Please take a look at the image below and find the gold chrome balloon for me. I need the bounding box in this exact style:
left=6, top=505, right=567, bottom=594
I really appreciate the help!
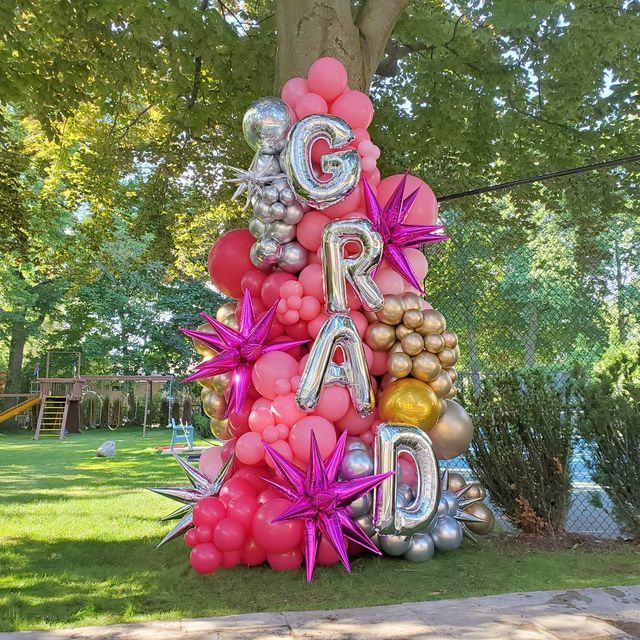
left=390, top=340, right=404, bottom=354
left=365, top=322, right=397, bottom=351
left=202, top=389, right=227, bottom=420
left=424, top=332, right=445, bottom=354
left=442, top=330, right=458, bottom=349
left=211, top=372, right=232, bottom=395
left=395, top=324, right=412, bottom=340
left=402, top=292, right=423, bottom=311
left=465, top=484, right=486, bottom=500
left=376, top=294, right=405, bottom=325
left=388, top=352, right=413, bottom=378
left=222, top=313, right=239, bottom=330
left=216, top=302, right=236, bottom=322
left=429, top=369, right=453, bottom=397
left=438, top=347, right=457, bottom=368
left=448, top=367, right=458, bottom=384
left=193, top=323, right=218, bottom=358
left=429, top=400, right=474, bottom=460
left=463, top=502, right=495, bottom=535
left=438, top=398, right=447, bottom=418
left=447, top=472, right=466, bottom=492
left=196, top=376, right=215, bottom=389
left=379, top=378, right=440, bottom=432
left=411, top=351, right=442, bottom=383
left=444, top=387, right=458, bottom=399
left=402, top=309, right=424, bottom=330
left=401, top=332, right=424, bottom=356
left=210, top=417, right=231, bottom=439
left=418, top=309, right=446, bottom=335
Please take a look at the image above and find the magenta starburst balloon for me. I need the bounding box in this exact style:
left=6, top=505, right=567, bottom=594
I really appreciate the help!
left=181, top=290, right=308, bottom=414
left=263, top=430, right=393, bottom=582
left=363, top=174, right=448, bottom=293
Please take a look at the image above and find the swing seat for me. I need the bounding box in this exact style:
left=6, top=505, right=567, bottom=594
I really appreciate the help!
left=170, top=418, right=194, bottom=451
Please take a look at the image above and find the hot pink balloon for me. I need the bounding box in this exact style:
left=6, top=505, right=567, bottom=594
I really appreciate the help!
left=240, top=269, right=267, bottom=298
left=398, top=453, right=418, bottom=485
left=377, top=174, right=438, bottom=226
left=213, top=517, right=246, bottom=552
left=242, top=536, right=267, bottom=566
left=330, top=90, right=374, bottom=130
left=289, top=416, right=337, bottom=463
left=221, top=549, right=242, bottom=568
left=261, top=272, right=296, bottom=308
left=316, top=536, right=341, bottom=565
left=296, top=210, right=330, bottom=251
left=252, top=351, right=299, bottom=399
left=307, top=57, right=348, bottom=102
left=207, top=229, right=255, bottom=299
left=199, top=446, right=223, bottom=479
left=253, top=498, right=304, bottom=553
left=295, top=92, right=328, bottom=118
left=267, top=548, right=303, bottom=571
left=220, top=477, right=257, bottom=505
left=281, top=77, right=309, bottom=110
left=190, top=542, right=222, bottom=574
left=236, top=432, right=265, bottom=465
left=193, top=496, right=226, bottom=528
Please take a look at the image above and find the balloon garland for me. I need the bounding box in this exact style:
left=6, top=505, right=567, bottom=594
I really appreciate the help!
left=151, top=57, right=495, bottom=579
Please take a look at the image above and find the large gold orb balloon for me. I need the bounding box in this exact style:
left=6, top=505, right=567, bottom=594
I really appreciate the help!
left=429, top=369, right=453, bottom=397
left=447, top=472, right=466, bottom=492
left=429, top=400, right=474, bottom=460
left=463, top=502, right=495, bottom=535
left=379, top=378, right=440, bottom=432
left=388, top=352, right=413, bottom=378
left=377, top=294, right=405, bottom=325
left=438, top=347, right=458, bottom=368
left=442, top=330, right=458, bottom=349
left=402, top=292, right=423, bottom=311
left=411, top=351, right=441, bottom=383
left=216, top=302, right=236, bottom=322
left=202, top=389, right=227, bottom=420
left=365, top=322, right=397, bottom=351
left=401, top=332, right=424, bottom=356
left=418, top=309, right=446, bottom=335
left=424, top=332, right=445, bottom=354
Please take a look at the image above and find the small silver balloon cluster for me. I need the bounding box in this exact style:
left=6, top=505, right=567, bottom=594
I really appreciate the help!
left=231, top=96, right=309, bottom=273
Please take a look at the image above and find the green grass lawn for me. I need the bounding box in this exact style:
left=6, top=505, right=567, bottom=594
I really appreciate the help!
left=1, top=427, right=639, bottom=632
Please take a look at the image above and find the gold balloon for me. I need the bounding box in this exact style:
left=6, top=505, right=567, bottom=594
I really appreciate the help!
left=401, top=332, right=424, bottom=356
left=442, top=330, right=458, bottom=349
left=438, top=347, right=458, bottom=368
left=379, top=378, right=440, bottom=432
left=447, top=472, right=466, bottom=492
left=388, top=352, right=413, bottom=378
left=417, top=309, right=446, bottom=335
left=390, top=340, right=404, bottom=354
left=212, top=372, right=232, bottom=395
left=402, top=309, right=424, bottom=330
left=429, top=369, right=453, bottom=397
left=411, top=351, right=442, bottom=383
left=402, top=292, right=423, bottom=311
left=429, top=400, right=473, bottom=460
left=222, top=313, right=239, bottom=330
left=377, top=294, right=405, bottom=325
left=216, top=302, right=236, bottom=322
left=465, top=483, right=487, bottom=500
left=365, top=322, right=397, bottom=351
left=202, top=389, right=227, bottom=420
left=463, top=502, right=495, bottom=535
left=196, top=376, right=215, bottom=389
left=438, top=398, right=447, bottom=418
left=424, top=333, right=445, bottom=354
left=363, top=310, right=378, bottom=323
left=192, top=323, right=217, bottom=358
left=210, top=417, right=231, bottom=439
left=395, top=324, right=413, bottom=340
left=448, top=367, right=458, bottom=384
left=444, top=386, right=458, bottom=399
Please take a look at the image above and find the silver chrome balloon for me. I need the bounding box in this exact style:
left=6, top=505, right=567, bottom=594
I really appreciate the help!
left=279, top=187, right=296, bottom=205
left=248, top=217, right=267, bottom=238
left=253, top=198, right=272, bottom=222
left=378, top=534, right=411, bottom=556
left=296, top=313, right=374, bottom=416
left=356, top=514, right=375, bottom=537
left=263, top=185, right=279, bottom=204
left=268, top=201, right=287, bottom=220
left=398, top=483, right=415, bottom=504
left=403, top=533, right=435, bottom=562
left=254, top=153, right=282, bottom=175
left=440, top=489, right=459, bottom=517
left=340, top=448, right=374, bottom=480
left=322, top=219, right=384, bottom=313
left=266, top=220, right=296, bottom=243
left=277, top=240, right=308, bottom=273
left=431, top=515, right=464, bottom=551
left=283, top=202, right=304, bottom=225
left=250, top=236, right=281, bottom=270
left=374, top=423, right=440, bottom=536
left=243, top=97, right=293, bottom=154
left=346, top=437, right=372, bottom=455
left=347, top=492, right=372, bottom=519
left=284, top=114, right=361, bottom=209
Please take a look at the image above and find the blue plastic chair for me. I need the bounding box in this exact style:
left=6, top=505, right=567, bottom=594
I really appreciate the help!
left=170, top=418, right=194, bottom=451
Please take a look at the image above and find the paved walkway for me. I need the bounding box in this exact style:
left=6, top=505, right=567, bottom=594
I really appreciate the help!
left=2, top=585, right=639, bottom=639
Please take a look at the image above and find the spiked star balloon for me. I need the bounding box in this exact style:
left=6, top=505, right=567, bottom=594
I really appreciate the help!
left=148, top=452, right=233, bottom=548
left=363, top=174, right=448, bottom=293
left=181, top=290, right=308, bottom=414
left=224, top=151, right=286, bottom=209
left=440, top=468, right=490, bottom=543
left=263, top=431, right=393, bottom=582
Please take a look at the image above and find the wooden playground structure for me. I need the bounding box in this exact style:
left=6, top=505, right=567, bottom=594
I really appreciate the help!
left=0, top=351, right=174, bottom=439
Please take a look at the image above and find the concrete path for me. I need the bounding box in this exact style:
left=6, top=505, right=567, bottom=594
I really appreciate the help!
left=2, top=585, right=639, bottom=639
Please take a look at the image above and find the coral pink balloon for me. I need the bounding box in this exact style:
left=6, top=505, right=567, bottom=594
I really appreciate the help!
left=361, top=156, right=377, bottom=174
left=368, top=168, right=381, bottom=187
left=299, top=296, right=322, bottom=322
left=307, top=57, right=348, bottom=102
left=330, top=90, right=374, bottom=129
left=207, top=229, right=255, bottom=299
left=261, top=272, right=296, bottom=308
left=264, top=439, right=294, bottom=470
left=345, top=283, right=363, bottom=311
left=317, top=536, right=341, bottom=565
left=190, top=542, right=222, bottom=574
left=313, top=386, right=350, bottom=422
left=262, top=425, right=280, bottom=443
left=289, top=416, right=337, bottom=463
left=322, top=183, right=362, bottom=219
left=361, top=430, right=374, bottom=445
left=252, top=351, right=299, bottom=399
left=253, top=498, right=304, bottom=553
left=199, top=446, right=223, bottom=479
left=241, top=269, right=267, bottom=298
left=284, top=320, right=310, bottom=341
left=299, top=264, right=325, bottom=300
left=248, top=407, right=275, bottom=433
left=233, top=466, right=270, bottom=493
left=363, top=344, right=375, bottom=369
left=353, top=128, right=370, bottom=146
left=281, top=77, right=309, bottom=110
left=236, top=432, right=265, bottom=465
left=271, top=393, right=307, bottom=427
left=308, top=311, right=330, bottom=339
left=267, top=548, right=303, bottom=571
left=296, top=210, right=330, bottom=251
left=374, top=266, right=405, bottom=295
left=349, top=310, right=368, bottom=338
left=221, top=549, right=242, bottom=568
left=377, top=174, right=438, bottom=226
left=404, top=247, right=428, bottom=283
left=310, top=137, right=333, bottom=164
left=295, top=92, right=328, bottom=118
left=221, top=438, right=236, bottom=463
left=335, top=405, right=376, bottom=435
left=193, top=496, right=226, bottom=528
left=242, top=537, right=267, bottom=566
left=213, top=517, right=246, bottom=552
left=370, top=349, right=388, bottom=376
left=220, top=477, right=257, bottom=505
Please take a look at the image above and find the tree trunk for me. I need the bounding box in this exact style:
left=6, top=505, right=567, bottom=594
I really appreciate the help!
left=523, top=303, right=538, bottom=368
left=274, top=0, right=411, bottom=92
left=613, top=236, right=628, bottom=343
left=6, top=317, right=28, bottom=394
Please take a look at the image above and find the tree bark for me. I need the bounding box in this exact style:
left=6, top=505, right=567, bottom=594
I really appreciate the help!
left=6, top=317, right=28, bottom=394
left=274, top=0, right=411, bottom=92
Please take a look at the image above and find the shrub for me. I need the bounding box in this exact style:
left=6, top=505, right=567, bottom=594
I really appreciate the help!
left=465, top=369, right=574, bottom=534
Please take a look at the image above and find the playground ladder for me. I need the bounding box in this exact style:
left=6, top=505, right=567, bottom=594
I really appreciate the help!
left=35, top=395, right=68, bottom=440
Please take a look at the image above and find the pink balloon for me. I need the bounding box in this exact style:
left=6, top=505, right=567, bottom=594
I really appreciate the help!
left=207, top=229, right=255, bottom=299
left=220, top=477, right=257, bottom=505
left=353, top=128, right=370, bottom=146
left=330, top=90, right=374, bottom=130
left=346, top=284, right=363, bottom=311
left=289, top=416, right=337, bottom=463
left=299, top=264, right=325, bottom=301
left=213, top=517, right=246, bottom=552
left=404, top=247, right=428, bottom=283
left=271, top=392, right=307, bottom=426
left=261, top=272, right=296, bottom=308
left=252, top=351, right=299, bottom=399
left=363, top=344, right=375, bottom=369
left=242, top=537, right=267, bottom=566
left=377, top=174, right=438, bottom=226
left=308, top=311, right=329, bottom=339
left=370, top=349, right=388, bottom=376
left=361, top=156, right=376, bottom=174
left=236, top=432, right=265, bottom=465
left=199, top=446, right=223, bottom=479
left=295, top=92, right=328, bottom=119
left=257, top=487, right=281, bottom=505
left=335, top=405, right=376, bottom=435
left=262, top=425, right=280, bottom=443
left=184, top=528, right=199, bottom=548
left=193, top=496, right=226, bottom=528
left=312, top=386, right=350, bottom=422
left=349, top=310, right=368, bottom=338
left=248, top=407, right=275, bottom=433
left=281, top=77, right=309, bottom=110
left=374, top=267, right=405, bottom=295
left=322, top=183, right=362, bottom=219
left=361, top=430, right=374, bottom=445
left=296, top=210, right=330, bottom=251
left=190, top=542, right=222, bottom=574
left=253, top=499, right=304, bottom=553
left=284, top=320, right=310, bottom=341
left=307, top=57, right=348, bottom=102
left=267, top=548, right=303, bottom=571
left=368, top=168, right=381, bottom=187
left=316, top=536, right=341, bottom=565
left=194, top=524, right=214, bottom=543
left=299, top=295, right=321, bottom=322
left=221, top=549, right=242, bottom=568
left=240, top=269, right=267, bottom=298
left=264, top=439, right=294, bottom=470
left=398, top=453, right=418, bottom=485
left=233, top=466, right=270, bottom=493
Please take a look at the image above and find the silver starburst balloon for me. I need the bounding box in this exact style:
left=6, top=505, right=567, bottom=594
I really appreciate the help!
left=148, top=452, right=233, bottom=548
left=225, top=152, right=286, bottom=210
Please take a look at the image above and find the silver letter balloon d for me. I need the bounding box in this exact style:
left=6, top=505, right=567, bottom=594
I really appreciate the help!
left=374, top=424, right=440, bottom=536
left=284, top=115, right=361, bottom=209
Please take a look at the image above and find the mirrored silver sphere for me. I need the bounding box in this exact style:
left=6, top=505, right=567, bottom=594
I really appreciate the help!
left=347, top=492, right=372, bottom=519
left=248, top=217, right=266, bottom=238
left=266, top=220, right=296, bottom=243
left=283, top=202, right=304, bottom=225
left=277, top=240, right=308, bottom=273
left=378, top=534, right=411, bottom=556
left=243, top=97, right=293, bottom=154
left=250, top=236, right=281, bottom=270
left=430, top=515, right=463, bottom=551
left=404, top=533, right=435, bottom=562
left=340, top=449, right=374, bottom=480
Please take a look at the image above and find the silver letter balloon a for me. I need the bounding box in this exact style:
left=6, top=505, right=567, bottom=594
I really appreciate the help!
left=284, top=115, right=361, bottom=209
left=374, top=424, right=440, bottom=536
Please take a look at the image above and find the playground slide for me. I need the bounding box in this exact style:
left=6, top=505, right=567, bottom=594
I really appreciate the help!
left=0, top=396, right=40, bottom=424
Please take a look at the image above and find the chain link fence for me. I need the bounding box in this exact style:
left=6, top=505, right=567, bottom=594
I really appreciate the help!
left=425, top=202, right=638, bottom=539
